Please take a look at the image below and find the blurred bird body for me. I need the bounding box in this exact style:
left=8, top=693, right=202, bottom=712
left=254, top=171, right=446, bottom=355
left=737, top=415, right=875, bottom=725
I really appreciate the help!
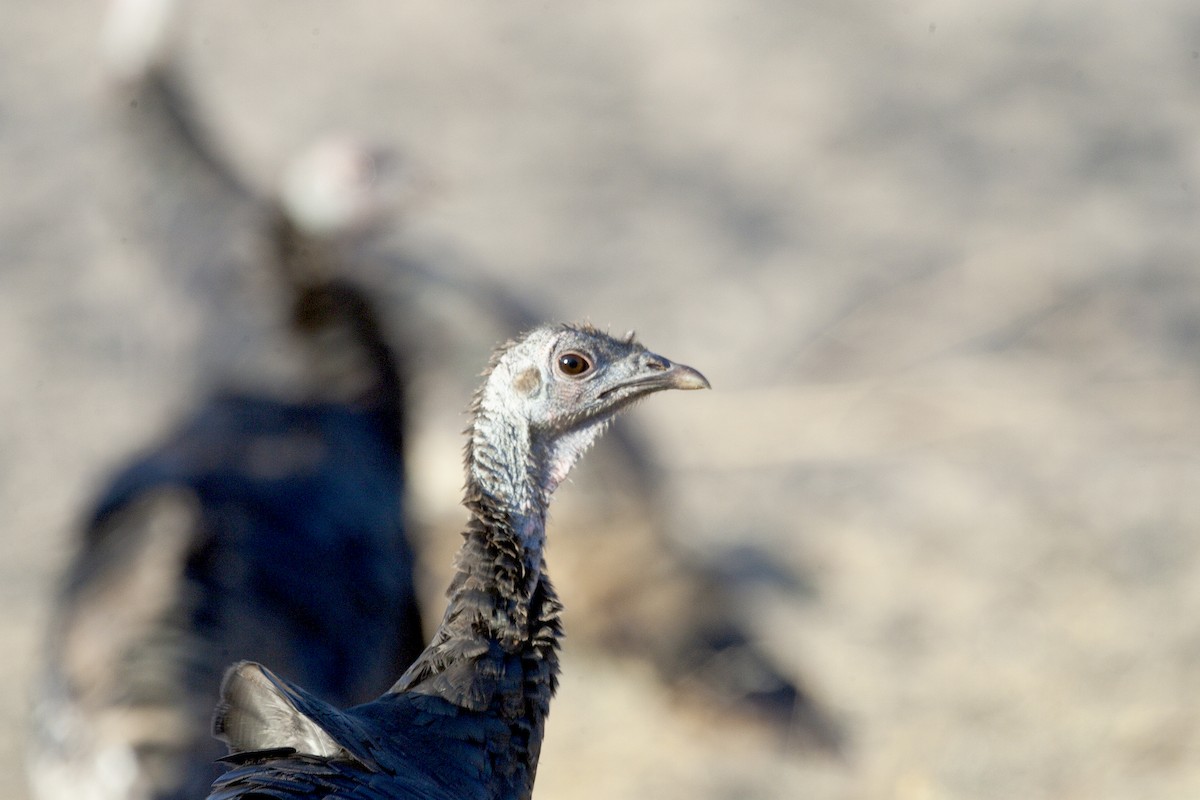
left=30, top=384, right=424, bottom=800
left=29, top=25, right=424, bottom=790
left=92, top=392, right=420, bottom=695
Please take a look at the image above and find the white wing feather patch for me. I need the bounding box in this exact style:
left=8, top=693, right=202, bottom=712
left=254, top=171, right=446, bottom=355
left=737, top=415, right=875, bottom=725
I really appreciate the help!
left=212, top=662, right=345, bottom=758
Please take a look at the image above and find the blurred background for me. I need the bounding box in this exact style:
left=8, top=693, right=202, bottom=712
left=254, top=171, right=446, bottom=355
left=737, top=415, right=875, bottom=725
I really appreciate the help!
left=3, top=1, right=1200, bottom=798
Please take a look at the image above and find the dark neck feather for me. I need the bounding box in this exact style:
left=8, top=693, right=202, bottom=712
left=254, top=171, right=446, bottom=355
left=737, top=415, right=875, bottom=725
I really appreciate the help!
left=391, top=399, right=561, bottom=792
left=391, top=400, right=561, bottom=799
left=457, top=397, right=552, bottom=637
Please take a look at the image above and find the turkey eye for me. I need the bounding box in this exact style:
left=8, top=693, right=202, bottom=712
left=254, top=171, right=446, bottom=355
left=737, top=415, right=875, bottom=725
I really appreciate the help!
left=557, top=352, right=591, bottom=376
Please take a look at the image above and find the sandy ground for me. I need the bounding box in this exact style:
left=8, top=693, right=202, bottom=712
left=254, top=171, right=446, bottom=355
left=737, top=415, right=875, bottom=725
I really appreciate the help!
left=3, top=2, right=1200, bottom=798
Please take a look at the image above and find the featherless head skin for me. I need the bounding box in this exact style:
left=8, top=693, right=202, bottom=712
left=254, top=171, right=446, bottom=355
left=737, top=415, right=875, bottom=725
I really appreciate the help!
left=477, top=323, right=709, bottom=422
left=467, top=323, right=709, bottom=512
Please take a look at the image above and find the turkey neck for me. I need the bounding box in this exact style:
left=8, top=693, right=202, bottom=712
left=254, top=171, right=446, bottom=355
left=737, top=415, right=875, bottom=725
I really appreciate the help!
left=392, top=385, right=571, bottom=707
left=272, top=211, right=405, bottom=448
left=456, top=396, right=554, bottom=651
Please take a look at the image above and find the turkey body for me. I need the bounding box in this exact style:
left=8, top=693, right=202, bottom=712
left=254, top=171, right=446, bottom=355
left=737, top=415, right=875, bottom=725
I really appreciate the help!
left=31, top=388, right=424, bottom=800
left=208, top=627, right=542, bottom=800
left=92, top=392, right=424, bottom=697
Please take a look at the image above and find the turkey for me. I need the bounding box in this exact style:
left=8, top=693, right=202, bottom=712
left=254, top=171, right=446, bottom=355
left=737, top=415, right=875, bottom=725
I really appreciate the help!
left=27, top=6, right=424, bottom=799
left=28, top=210, right=424, bottom=800
left=207, top=323, right=708, bottom=800
left=395, top=275, right=843, bottom=753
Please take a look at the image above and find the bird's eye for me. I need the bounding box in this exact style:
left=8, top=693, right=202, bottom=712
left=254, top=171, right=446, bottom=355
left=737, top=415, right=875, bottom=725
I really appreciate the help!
left=557, top=352, right=592, bottom=377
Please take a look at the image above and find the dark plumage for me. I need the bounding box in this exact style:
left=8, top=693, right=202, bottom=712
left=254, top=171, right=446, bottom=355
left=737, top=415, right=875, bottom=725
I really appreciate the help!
left=206, top=324, right=709, bottom=800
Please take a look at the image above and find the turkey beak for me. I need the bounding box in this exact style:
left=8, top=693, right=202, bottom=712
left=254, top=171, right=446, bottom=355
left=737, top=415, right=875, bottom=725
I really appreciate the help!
left=600, top=354, right=710, bottom=401
left=663, top=361, right=710, bottom=391
left=644, top=354, right=711, bottom=392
